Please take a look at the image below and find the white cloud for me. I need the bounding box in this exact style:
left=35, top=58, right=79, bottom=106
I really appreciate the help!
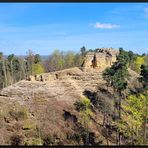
left=94, top=22, right=120, bottom=29
left=144, top=8, right=148, bottom=12
left=144, top=8, right=148, bottom=18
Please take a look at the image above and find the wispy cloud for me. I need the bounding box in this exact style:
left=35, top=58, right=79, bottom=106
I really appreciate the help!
left=53, top=31, right=67, bottom=36
left=144, top=8, right=148, bottom=18
left=0, top=23, right=66, bottom=35
left=94, top=22, right=120, bottom=29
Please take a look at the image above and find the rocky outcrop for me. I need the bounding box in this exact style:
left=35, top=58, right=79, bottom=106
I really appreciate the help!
left=27, top=67, right=84, bottom=82
left=0, top=67, right=107, bottom=145
left=82, top=48, right=119, bottom=72
left=0, top=67, right=104, bottom=104
left=0, top=67, right=140, bottom=145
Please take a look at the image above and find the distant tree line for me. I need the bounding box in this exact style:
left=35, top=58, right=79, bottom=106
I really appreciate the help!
left=0, top=47, right=87, bottom=90
left=0, top=47, right=147, bottom=90
left=0, top=50, right=45, bottom=89
left=44, top=49, right=84, bottom=72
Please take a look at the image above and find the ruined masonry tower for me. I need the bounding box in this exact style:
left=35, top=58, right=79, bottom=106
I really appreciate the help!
left=82, top=48, right=119, bottom=72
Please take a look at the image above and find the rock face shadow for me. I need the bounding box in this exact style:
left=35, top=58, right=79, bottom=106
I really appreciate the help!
left=83, top=90, right=96, bottom=105
left=63, top=110, right=78, bottom=123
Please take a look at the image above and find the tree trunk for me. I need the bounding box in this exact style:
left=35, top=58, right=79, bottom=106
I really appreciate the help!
left=143, top=97, right=147, bottom=144
left=113, top=89, right=118, bottom=145
left=131, top=126, right=134, bottom=145
left=116, top=130, right=118, bottom=145
left=19, top=71, right=22, bottom=81
left=21, top=61, right=26, bottom=80
left=103, top=112, right=106, bottom=127
left=106, top=114, right=109, bottom=145
left=136, top=126, right=139, bottom=145
left=2, top=58, right=7, bottom=87
left=106, top=128, right=109, bottom=145
left=2, top=82, right=4, bottom=89
left=10, top=60, right=13, bottom=85
left=118, top=91, right=122, bottom=145
left=85, top=122, right=89, bottom=145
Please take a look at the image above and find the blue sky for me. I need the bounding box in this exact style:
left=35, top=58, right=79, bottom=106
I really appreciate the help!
left=0, top=3, right=148, bottom=55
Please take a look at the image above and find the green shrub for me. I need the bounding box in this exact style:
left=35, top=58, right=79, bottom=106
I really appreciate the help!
left=24, top=138, right=43, bottom=145
left=31, top=138, right=42, bottom=145
left=9, top=110, right=27, bottom=121
left=9, top=106, right=28, bottom=121
left=22, top=119, right=36, bottom=130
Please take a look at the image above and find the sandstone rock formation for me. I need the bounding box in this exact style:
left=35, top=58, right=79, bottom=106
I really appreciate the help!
left=0, top=65, right=140, bottom=145
left=0, top=67, right=107, bottom=145
left=82, top=48, right=119, bottom=72
left=29, top=75, right=36, bottom=81
left=29, top=67, right=84, bottom=82
left=27, top=48, right=119, bottom=83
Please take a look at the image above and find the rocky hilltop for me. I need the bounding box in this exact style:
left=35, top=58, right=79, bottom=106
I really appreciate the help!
left=0, top=66, right=140, bottom=145
left=0, top=67, right=104, bottom=105
left=0, top=67, right=106, bottom=145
